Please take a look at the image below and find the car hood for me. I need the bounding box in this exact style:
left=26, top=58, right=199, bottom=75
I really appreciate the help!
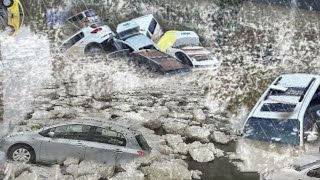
left=125, top=34, right=155, bottom=51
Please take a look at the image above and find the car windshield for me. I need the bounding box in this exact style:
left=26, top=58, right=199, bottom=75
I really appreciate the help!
left=85, top=10, right=97, bottom=17
left=139, top=45, right=157, bottom=50
left=119, top=27, right=140, bottom=40
left=243, top=117, right=300, bottom=146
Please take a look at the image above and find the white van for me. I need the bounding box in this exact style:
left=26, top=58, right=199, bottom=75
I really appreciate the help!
left=130, top=14, right=163, bottom=41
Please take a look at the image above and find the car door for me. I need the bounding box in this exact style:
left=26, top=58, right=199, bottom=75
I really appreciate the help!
left=39, top=124, right=90, bottom=163
left=84, top=126, right=127, bottom=165
left=304, top=165, right=320, bottom=180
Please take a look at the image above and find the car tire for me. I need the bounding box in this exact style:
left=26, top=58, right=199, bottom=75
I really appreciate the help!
left=8, top=145, right=35, bottom=164
left=85, top=44, right=104, bottom=56
left=2, top=0, right=14, bottom=8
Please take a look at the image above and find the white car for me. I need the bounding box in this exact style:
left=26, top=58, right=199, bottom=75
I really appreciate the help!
left=243, top=74, right=320, bottom=147
left=157, top=31, right=219, bottom=69
left=59, top=23, right=119, bottom=55
left=67, top=9, right=101, bottom=28
left=261, top=154, right=320, bottom=180
left=129, top=14, right=163, bottom=41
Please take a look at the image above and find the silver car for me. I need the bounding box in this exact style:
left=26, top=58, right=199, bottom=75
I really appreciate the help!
left=0, top=122, right=151, bottom=165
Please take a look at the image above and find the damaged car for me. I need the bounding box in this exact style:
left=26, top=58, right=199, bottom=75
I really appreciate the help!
left=67, top=9, right=101, bottom=28
left=59, top=23, right=120, bottom=55
left=157, top=31, right=219, bottom=69
left=128, top=14, right=163, bottom=41
left=0, top=121, right=151, bottom=165
left=129, top=49, right=192, bottom=75
left=243, top=74, right=320, bottom=146
left=260, top=153, right=320, bottom=180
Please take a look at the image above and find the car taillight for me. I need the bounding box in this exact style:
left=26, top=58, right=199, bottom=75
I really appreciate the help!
left=91, top=28, right=103, bottom=34
left=137, top=151, right=145, bottom=156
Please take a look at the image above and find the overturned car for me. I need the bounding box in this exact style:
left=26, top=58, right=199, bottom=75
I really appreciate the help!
left=157, top=31, right=219, bottom=69
left=243, top=74, right=320, bottom=146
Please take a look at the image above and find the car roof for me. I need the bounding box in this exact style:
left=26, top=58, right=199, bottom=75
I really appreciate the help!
left=116, top=21, right=140, bottom=34
left=135, top=49, right=186, bottom=71
left=130, top=14, right=155, bottom=30
left=251, top=73, right=320, bottom=120
left=125, top=34, right=155, bottom=50
left=43, top=118, right=138, bottom=135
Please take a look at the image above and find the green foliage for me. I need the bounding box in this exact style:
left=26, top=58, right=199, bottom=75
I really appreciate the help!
left=31, top=123, right=44, bottom=131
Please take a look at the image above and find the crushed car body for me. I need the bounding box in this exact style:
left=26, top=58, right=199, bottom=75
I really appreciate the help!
left=0, top=121, right=151, bottom=165
left=130, top=49, right=191, bottom=75
left=243, top=74, right=320, bottom=146
left=157, top=31, right=219, bottom=69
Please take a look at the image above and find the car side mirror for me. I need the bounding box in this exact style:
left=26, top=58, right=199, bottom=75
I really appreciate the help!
left=48, top=132, right=55, bottom=138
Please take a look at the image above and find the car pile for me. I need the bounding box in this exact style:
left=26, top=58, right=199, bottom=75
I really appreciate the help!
left=59, top=10, right=220, bottom=75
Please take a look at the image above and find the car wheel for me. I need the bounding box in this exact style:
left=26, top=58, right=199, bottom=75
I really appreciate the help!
left=9, top=145, right=35, bottom=163
left=86, top=44, right=104, bottom=56
left=2, top=0, right=14, bottom=8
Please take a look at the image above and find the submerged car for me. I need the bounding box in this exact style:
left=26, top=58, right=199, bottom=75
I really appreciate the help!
left=116, top=21, right=158, bottom=52
left=0, top=121, right=151, bottom=165
left=59, top=23, right=119, bottom=55
left=129, top=14, right=163, bottom=41
left=0, top=0, right=24, bottom=36
left=130, top=49, right=191, bottom=75
left=261, top=153, right=320, bottom=180
left=67, top=9, right=101, bottom=28
left=0, top=151, right=11, bottom=180
left=157, top=31, right=219, bottom=69
left=243, top=74, right=320, bottom=146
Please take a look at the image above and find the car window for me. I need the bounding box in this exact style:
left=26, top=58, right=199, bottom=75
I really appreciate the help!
left=60, top=32, right=84, bottom=52
left=148, top=18, right=157, bottom=34
left=117, top=41, right=134, bottom=52
left=175, top=52, right=193, bottom=66
left=89, top=127, right=126, bottom=146
left=52, top=125, right=91, bottom=140
left=307, top=167, right=320, bottom=178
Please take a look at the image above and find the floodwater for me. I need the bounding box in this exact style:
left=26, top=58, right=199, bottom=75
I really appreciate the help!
left=1, top=0, right=320, bottom=179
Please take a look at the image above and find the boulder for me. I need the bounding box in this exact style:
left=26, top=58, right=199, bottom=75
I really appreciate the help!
left=147, top=160, right=192, bottom=180
left=109, top=170, right=144, bottom=180
left=188, top=141, right=217, bottom=163
left=185, top=126, right=211, bottom=142
left=211, top=131, right=231, bottom=144
left=191, top=170, right=203, bottom=180
left=165, top=134, right=189, bottom=155
left=193, top=109, right=206, bottom=122
left=64, top=157, right=80, bottom=167
left=15, top=171, right=38, bottom=180
left=162, top=120, right=188, bottom=135
left=66, top=164, right=79, bottom=177
left=77, top=161, right=98, bottom=177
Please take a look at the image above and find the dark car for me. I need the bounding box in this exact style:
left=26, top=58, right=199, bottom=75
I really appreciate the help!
left=129, top=49, right=191, bottom=75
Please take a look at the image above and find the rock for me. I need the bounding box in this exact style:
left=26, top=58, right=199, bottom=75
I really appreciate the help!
left=78, top=161, right=98, bottom=177
left=191, top=170, right=203, bottom=180
left=75, top=174, right=100, bottom=180
left=164, top=101, right=179, bottom=111
left=162, top=120, right=188, bottom=135
left=211, top=131, right=231, bottom=144
left=168, top=112, right=193, bottom=120
left=147, top=160, right=192, bottom=180
left=159, top=145, right=174, bottom=155
left=66, top=164, right=79, bottom=177
left=215, top=148, right=225, bottom=157
left=15, top=171, right=38, bottom=180
left=48, top=165, right=65, bottom=180
left=91, top=100, right=111, bottom=110
left=109, top=170, right=144, bottom=180
left=31, top=110, right=56, bottom=120
left=98, top=164, right=115, bottom=179
left=165, top=134, right=188, bottom=155
left=115, top=104, right=131, bottom=112
left=12, top=163, right=30, bottom=178
left=188, top=141, right=217, bottom=163
left=185, top=126, right=211, bottom=142
left=193, top=109, right=206, bottom=122
left=189, top=146, right=215, bottom=163
left=64, top=157, right=80, bottom=167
